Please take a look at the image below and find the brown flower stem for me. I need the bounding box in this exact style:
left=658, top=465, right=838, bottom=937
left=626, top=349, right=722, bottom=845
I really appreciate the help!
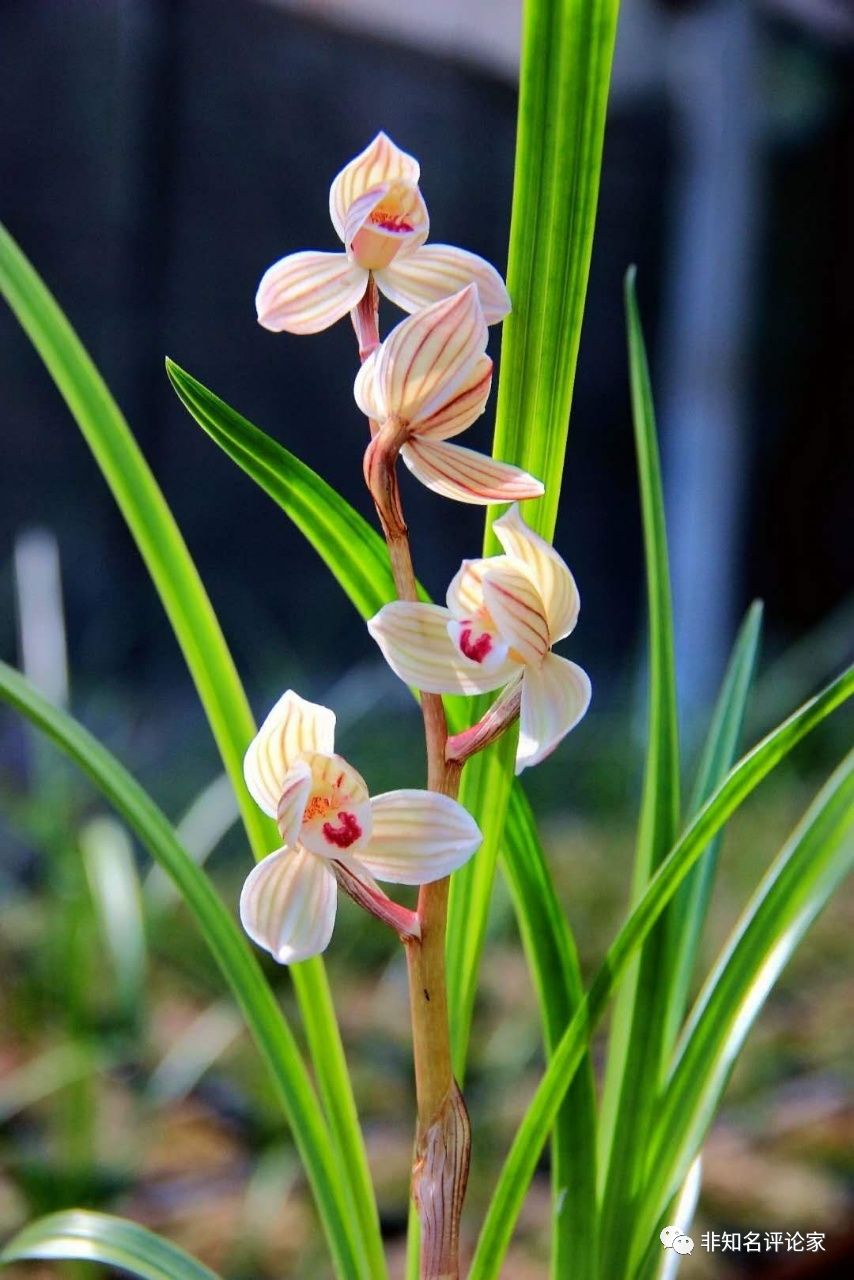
left=352, top=277, right=470, bottom=1278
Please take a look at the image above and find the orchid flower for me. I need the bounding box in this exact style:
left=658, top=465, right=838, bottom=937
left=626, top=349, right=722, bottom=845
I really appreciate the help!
left=239, top=690, right=481, bottom=962
left=357, top=285, right=543, bottom=504
left=368, top=504, right=591, bottom=773
left=255, top=132, right=510, bottom=334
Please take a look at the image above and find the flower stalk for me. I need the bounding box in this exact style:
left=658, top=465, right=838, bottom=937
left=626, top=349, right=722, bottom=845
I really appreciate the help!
left=354, top=276, right=470, bottom=1279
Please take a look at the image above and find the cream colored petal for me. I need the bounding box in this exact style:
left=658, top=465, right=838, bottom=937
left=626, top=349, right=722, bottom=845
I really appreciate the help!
left=414, top=354, right=492, bottom=440
left=344, top=181, right=429, bottom=270
left=493, top=504, right=580, bottom=642
left=368, top=602, right=518, bottom=695
left=516, top=653, right=592, bottom=773
left=255, top=251, right=367, bottom=334
left=298, top=751, right=373, bottom=859
left=446, top=557, right=493, bottom=617
left=244, top=691, right=336, bottom=818
left=359, top=791, right=481, bottom=884
left=377, top=243, right=511, bottom=324
left=400, top=438, right=545, bottom=505
left=329, top=132, right=421, bottom=241
left=482, top=560, right=550, bottom=666
left=374, top=285, right=487, bottom=424
left=239, top=846, right=337, bottom=964
left=353, top=348, right=386, bottom=421
left=274, top=760, right=313, bottom=846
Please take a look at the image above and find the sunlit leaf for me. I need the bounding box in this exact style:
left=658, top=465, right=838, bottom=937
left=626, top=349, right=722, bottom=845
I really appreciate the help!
left=1, top=1210, right=221, bottom=1280
left=0, top=225, right=383, bottom=1278
left=467, top=664, right=853, bottom=1279
left=0, top=660, right=369, bottom=1280
left=629, top=750, right=854, bottom=1272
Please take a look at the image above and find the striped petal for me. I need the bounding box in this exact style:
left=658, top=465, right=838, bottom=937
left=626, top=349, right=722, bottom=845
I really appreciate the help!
left=482, top=561, right=551, bottom=666
left=239, top=846, right=337, bottom=964
left=414, top=353, right=492, bottom=440
left=329, top=132, right=421, bottom=241
left=244, top=691, right=336, bottom=818
left=368, top=601, right=518, bottom=695
left=344, top=181, right=429, bottom=270
left=255, top=251, right=367, bottom=334
left=375, top=285, right=487, bottom=424
left=274, top=760, right=313, bottom=846
left=377, top=243, right=511, bottom=324
left=516, top=653, right=592, bottom=773
left=359, top=790, right=481, bottom=884
left=494, top=504, right=580, bottom=642
left=353, top=348, right=386, bottom=421
left=446, top=556, right=493, bottom=617
left=400, top=437, right=544, bottom=504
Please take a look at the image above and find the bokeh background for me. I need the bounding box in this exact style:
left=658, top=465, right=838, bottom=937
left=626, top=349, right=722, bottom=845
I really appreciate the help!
left=1, top=1, right=852, bottom=1276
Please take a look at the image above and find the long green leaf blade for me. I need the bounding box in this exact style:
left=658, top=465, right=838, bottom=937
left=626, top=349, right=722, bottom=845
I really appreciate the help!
left=467, top=665, right=853, bottom=1279
left=0, top=662, right=368, bottom=1280
left=1, top=1210, right=221, bottom=1280
left=502, top=788, right=599, bottom=1279
left=658, top=601, right=764, bottom=1054
left=491, top=0, right=621, bottom=543
left=0, top=227, right=383, bottom=1278
left=630, top=750, right=854, bottom=1271
left=598, top=271, right=681, bottom=1269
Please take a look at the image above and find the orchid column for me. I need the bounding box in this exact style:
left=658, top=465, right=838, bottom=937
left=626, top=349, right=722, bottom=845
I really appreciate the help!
left=250, top=134, right=589, bottom=1278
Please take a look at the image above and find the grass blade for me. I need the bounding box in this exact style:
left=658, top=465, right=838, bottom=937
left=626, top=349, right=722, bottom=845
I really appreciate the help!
left=467, top=664, right=853, bottom=1279
left=490, top=0, right=621, bottom=544
left=1, top=1209, right=221, bottom=1280
left=598, top=271, right=681, bottom=1270
left=629, top=750, right=854, bottom=1271
left=502, top=787, right=599, bottom=1278
left=0, top=228, right=383, bottom=1278
left=0, top=660, right=369, bottom=1280
left=658, top=601, right=764, bottom=1055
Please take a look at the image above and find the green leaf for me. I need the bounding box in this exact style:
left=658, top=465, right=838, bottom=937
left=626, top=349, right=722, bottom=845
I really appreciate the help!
left=658, top=601, right=764, bottom=1056
left=0, top=226, right=383, bottom=1279
left=1, top=1210, right=221, bottom=1280
left=0, top=661, right=369, bottom=1280
left=629, top=750, right=854, bottom=1272
left=490, top=0, right=622, bottom=544
left=446, top=731, right=517, bottom=1076
left=166, top=359, right=402, bottom=615
left=598, top=270, right=681, bottom=1270
left=502, top=787, right=599, bottom=1279
left=467, top=665, right=853, bottom=1279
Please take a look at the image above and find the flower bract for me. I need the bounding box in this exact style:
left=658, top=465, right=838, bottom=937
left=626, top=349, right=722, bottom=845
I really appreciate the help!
left=239, top=690, right=482, bottom=962
left=368, top=505, right=591, bottom=772
left=256, top=132, right=511, bottom=334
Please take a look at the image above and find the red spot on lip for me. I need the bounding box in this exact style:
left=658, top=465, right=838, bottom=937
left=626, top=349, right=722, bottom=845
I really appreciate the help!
left=322, top=811, right=362, bottom=849
left=459, top=627, right=493, bottom=664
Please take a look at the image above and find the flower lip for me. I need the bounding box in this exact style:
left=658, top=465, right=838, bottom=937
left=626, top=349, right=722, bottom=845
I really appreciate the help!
left=345, top=181, right=429, bottom=271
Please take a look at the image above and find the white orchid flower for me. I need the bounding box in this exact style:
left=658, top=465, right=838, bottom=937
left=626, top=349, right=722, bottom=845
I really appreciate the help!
left=357, top=286, right=543, bottom=504
left=368, top=505, right=591, bottom=773
left=239, top=690, right=481, bottom=963
left=255, top=132, right=510, bottom=335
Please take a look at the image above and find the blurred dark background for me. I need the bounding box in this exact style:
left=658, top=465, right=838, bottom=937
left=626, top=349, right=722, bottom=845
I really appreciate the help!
left=0, top=2, right=852, bottom=1277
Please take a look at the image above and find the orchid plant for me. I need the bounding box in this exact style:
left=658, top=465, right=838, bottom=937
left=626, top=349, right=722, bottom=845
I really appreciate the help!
left=1, top=3, right=852, bottom=1280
